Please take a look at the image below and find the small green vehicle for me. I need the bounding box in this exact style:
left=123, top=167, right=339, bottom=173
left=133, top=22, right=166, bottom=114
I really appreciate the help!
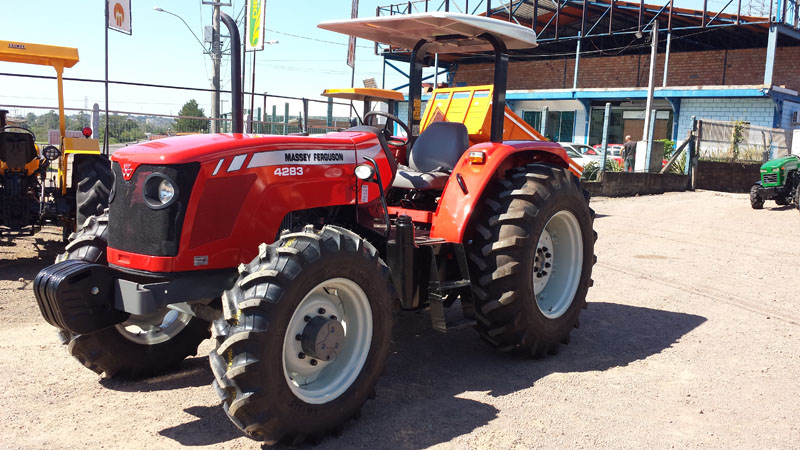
left=750, top=155, right=800, bottom=211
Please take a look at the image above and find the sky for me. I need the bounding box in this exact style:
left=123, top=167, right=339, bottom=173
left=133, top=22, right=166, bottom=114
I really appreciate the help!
left=0, top=0, right=748, bottom=119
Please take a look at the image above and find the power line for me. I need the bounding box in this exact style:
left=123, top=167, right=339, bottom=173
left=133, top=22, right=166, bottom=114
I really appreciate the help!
left=265, top=28, right=374, bottom=49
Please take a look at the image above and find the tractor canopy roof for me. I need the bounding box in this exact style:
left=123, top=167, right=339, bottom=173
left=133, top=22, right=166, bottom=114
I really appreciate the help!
left=321, top=88, right=405, bottom=103
left=0, top=41, right=79, bottom=68
left=317, top=12, right=537, bottom=54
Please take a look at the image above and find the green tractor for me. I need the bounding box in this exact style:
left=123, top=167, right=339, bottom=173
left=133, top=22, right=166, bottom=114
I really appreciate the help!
left=750, top=154, right=800, bottom=211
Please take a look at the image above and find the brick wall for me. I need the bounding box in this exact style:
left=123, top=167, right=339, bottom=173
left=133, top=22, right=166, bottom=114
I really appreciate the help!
left=453, top=46, right=800, bottom=91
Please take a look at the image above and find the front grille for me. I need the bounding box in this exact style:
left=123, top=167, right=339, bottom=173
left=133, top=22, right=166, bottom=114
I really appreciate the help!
left=108, top=162, right=199, bottom=256
left=761, top=173, right=778, bottom=184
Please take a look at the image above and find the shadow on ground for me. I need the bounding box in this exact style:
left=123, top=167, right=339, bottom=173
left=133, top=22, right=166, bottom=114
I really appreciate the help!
left=133, top=301, right=703, bottom=448
left=0, top=235, right=64, bottom=281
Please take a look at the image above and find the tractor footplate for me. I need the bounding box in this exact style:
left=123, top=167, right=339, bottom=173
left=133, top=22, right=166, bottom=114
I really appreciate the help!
left=33, top=260, right=129, bottom=335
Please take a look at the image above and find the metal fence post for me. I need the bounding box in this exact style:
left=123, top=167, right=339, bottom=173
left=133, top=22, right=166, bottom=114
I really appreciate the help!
left=600, top=102, right=611, bottom=172
left=540, top=106, right=549, bottom=139
left=327, top=97, right=333, bottom=129
left=302, top=98, right=309, bottom=134
left=92, top=103, right=100, bottom=140
left=271, top=105, right=276, bottom=135
left=284, top=102, right=289, bottom=135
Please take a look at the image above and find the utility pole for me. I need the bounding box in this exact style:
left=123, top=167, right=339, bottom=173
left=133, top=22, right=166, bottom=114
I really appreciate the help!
left=211, top=3, right=221, bottom=133
left=642, top=21, right=658, bottom=144
left=642, top=21, right=659, bottom=172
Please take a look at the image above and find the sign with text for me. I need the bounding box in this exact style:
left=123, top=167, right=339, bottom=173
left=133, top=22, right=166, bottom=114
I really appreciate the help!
left=346, top=0, right=359, bottom=68
left=107, top=0, right=131, bottom=35
left=246, top=0, right=267, bottom=51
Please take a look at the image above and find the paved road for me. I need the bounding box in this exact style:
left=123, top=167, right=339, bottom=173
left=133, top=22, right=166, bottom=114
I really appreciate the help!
left=1, top=191, right=798, bottom=449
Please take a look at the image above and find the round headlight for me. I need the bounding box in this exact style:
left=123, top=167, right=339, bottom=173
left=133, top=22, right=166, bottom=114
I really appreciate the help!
left=354, top=163, right=375, bottom=181
left=42, top=145, right=61, bottom=161
left=143, top=173, right=179, bottom=209
left=158, top=179, right=175, bottom=204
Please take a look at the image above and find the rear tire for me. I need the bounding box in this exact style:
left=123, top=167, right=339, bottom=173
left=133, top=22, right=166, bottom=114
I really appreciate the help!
left=210, top=225, right=393, bottom=444
left=467, top=164, right=595, bottom=357
left=74, top=155, right=113, bottom=230
left=56, top=213, right=210, bottom=379
left=795, top=183, right=800, bottom=212
left=775, top=196, right=789, bottom=206
left=750, top=185, right=764, bottom=209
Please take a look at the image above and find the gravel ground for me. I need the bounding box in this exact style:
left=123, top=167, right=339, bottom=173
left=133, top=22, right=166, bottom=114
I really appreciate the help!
left=1, top=190, right=798, bottom=449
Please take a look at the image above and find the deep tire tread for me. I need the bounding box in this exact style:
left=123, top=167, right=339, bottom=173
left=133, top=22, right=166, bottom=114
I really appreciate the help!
left=211, top=225, right=393, bottom=444
left=467, top=165, right=595, bottom=357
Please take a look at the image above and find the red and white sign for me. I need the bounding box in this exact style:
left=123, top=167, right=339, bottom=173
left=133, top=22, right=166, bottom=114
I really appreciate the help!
left=108, top=0, right=132, bottom=35
left=346, top=0, right=359, bottom=68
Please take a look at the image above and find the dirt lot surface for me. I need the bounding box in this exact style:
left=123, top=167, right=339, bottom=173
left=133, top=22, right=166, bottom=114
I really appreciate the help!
left=1, top=190, right=799, bottom=449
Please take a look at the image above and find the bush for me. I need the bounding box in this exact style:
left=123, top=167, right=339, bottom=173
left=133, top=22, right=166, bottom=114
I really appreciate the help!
left=581, top=159, right=621, bottom=181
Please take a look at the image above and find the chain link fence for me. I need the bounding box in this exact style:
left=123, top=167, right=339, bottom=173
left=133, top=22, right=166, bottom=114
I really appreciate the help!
left=1, top=99, right=355, bottom=150
left=697, top=119, right=792, bottom=164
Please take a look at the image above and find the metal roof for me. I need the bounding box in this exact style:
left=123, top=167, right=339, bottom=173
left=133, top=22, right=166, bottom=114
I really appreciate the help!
left=318, top=12, right=538, bottom=53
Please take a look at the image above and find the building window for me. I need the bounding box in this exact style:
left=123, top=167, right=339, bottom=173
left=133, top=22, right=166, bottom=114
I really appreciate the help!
left=522, top=110, right=575, bottom=141
left=545, top=111, right=575, bottom=142
left=523, top=111, right=542, bottom=129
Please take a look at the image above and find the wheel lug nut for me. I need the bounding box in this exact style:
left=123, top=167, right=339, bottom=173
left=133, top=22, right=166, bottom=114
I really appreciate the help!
left=330, top=315, right=337, bottom=321
left=318, top=308, right=326, bottom=314
left=304, top=315, right=311, bottom=322
left=546, top=253, right=552, bottom=258
left=545, top=262, right=551, bottom=268
left=298, top=352, right=305, bottom=359
left=536, top=273, right=542, bottom=278
left=310, top=359, right=318, bottom=366
left=295, top=334, right=302, bottom=341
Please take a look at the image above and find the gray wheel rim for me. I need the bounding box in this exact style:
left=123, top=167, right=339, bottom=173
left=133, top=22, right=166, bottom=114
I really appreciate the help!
left=116, top=308, right=192, bottom=345
left=282, top=277, right=373, bottom=405
left=533, top=210, right=584, bottom=319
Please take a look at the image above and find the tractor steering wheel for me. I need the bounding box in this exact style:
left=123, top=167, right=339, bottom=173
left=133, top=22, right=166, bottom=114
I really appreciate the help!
left=363, top=111, right=410, bottom=147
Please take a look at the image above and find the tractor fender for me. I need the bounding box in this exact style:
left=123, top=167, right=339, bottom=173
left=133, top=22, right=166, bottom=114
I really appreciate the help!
left=429, top=140, right=579, bottom=243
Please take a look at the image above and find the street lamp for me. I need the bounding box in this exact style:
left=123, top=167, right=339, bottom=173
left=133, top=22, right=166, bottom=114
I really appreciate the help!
left=153, top=7, right=208, bottom=52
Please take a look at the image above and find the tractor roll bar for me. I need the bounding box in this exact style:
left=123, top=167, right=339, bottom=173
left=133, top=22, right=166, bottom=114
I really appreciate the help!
left=405, top=33, right=509, bottom=146
left=220, top=12, right=243, bottom=134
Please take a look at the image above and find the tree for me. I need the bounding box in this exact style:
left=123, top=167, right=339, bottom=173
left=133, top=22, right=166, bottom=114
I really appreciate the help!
left=175, top=99, right=208, bottom=133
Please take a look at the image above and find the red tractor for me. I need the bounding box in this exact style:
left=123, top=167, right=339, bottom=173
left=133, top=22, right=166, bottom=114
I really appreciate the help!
left=34, top=12, right=595, bottom=444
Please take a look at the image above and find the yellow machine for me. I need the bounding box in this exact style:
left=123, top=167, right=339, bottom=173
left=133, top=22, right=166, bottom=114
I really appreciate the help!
left=0, top=41, right=111, bottom=239
left=420, top=84, right=546, bottom=144
left=321, top=87, right=405, bottom=124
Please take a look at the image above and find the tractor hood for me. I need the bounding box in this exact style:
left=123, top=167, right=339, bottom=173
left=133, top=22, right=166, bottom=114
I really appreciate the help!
left=111, top=133, right=362, bottom=167
left=760, top=155, right=799, bottom=171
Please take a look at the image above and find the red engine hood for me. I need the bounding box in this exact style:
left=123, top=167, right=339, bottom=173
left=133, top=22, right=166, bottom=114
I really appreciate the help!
left=111, top=133, right=364, bottom=167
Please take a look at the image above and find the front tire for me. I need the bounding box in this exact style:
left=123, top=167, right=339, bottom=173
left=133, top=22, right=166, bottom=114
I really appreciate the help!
left=210, top=225, right=393, bottom=444
left=56, top=213, right=211, bottom=379
left=74, top=155, right=113, bottom=230
left=467, top=164, right=595, bottom=357
left=750, top=185, right=764, bottom=209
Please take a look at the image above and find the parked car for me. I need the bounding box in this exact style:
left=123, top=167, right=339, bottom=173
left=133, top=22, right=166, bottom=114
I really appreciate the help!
left=584, top=144, right=624, bottom=166
left=559, top=142, right=599, bottom=168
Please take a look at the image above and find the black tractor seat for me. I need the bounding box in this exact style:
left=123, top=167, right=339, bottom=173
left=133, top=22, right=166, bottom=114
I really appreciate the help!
left=0, top=130, right=38, bottom=171
left=392, top=121, right=469, bottom=190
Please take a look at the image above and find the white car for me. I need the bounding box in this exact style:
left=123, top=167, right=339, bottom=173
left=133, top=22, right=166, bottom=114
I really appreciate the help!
left=558, top=142, right=597, bottom=168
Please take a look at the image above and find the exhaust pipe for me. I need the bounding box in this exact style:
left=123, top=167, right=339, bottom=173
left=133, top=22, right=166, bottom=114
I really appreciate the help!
left=220, top=12, right=243, bottom=134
